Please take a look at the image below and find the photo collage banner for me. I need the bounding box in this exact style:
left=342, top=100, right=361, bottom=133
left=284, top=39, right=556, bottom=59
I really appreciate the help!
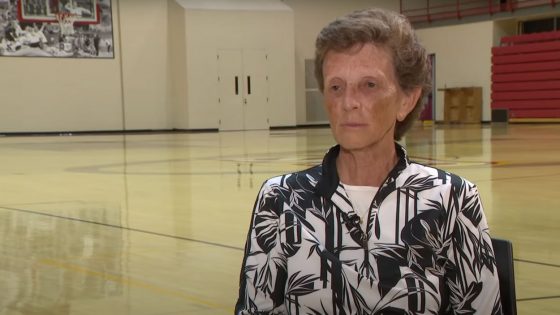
left=0, top=0, right=113, bottom=58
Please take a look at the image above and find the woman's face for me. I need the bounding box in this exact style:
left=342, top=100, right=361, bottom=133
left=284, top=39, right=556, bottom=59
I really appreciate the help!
left=322, top=43, right=419, bottom=152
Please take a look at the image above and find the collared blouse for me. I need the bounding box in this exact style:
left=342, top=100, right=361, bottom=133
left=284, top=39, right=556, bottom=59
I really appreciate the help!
left=236, top=144, right=502, bottom=315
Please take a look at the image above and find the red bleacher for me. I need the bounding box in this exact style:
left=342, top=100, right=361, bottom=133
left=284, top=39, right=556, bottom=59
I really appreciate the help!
left=491, top=31, right=560, bottom=119
left=401, top=0, right=558, bottom=24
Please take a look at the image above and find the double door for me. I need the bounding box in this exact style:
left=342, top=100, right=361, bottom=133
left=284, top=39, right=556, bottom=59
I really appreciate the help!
left=217, top=50, right=269, bottom=131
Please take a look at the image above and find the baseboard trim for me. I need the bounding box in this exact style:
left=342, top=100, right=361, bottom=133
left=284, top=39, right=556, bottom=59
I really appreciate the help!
left=0, top=128, right=219, bottom=137
left=509, top=118, right=560, bottom=124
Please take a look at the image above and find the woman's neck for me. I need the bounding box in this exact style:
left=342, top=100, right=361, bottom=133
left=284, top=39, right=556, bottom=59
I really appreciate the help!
left=336, top=143, right=398, bottom=187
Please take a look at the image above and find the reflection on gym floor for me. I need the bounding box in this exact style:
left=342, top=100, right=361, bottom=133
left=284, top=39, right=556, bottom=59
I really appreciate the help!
left=0, top=123, right=559, bottom=315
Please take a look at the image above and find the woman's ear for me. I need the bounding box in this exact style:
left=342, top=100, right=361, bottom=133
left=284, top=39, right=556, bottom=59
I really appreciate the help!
left=397, top=87, right=422, bottom=122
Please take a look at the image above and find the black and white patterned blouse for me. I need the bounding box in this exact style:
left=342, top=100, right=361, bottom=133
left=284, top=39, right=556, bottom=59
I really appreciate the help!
left=236, top=144, right=502, bottom=315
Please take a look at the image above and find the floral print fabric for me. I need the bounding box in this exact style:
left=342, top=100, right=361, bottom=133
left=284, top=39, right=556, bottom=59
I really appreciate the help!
left=235, top=144, right=502, bottom=315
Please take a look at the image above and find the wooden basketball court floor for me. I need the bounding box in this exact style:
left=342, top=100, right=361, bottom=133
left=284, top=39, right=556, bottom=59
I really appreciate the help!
left=0, top=123, right=558, bottom=315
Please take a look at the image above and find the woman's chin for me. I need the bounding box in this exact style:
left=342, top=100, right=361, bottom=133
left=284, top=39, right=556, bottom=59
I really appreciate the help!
left=337, top=139, right=370, bottom=151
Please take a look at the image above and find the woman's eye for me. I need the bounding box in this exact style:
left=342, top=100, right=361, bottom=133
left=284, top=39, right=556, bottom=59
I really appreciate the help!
left=330, top=85, right=340, bottom=92
left=366, top=82, right=376, bottom=88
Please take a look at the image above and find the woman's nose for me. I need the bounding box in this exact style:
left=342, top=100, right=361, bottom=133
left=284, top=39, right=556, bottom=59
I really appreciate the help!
left=342, top=87, right=360, bottom=111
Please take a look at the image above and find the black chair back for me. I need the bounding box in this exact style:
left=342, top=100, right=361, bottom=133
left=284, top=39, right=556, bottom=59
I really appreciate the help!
left=492, top=238, right=517, bottom=315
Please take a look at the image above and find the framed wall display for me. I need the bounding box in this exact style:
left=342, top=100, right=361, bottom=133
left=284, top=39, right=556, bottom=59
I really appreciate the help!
left=0, top=0, right=114, bottom=58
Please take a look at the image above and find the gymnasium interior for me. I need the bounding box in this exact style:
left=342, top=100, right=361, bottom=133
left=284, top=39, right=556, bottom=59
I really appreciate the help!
left=0, top=0, right=559, bottom=314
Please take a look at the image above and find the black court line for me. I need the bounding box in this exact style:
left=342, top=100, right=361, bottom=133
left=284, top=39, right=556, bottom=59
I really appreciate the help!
left=3, top=206, right=560, bottom=266
left=3, top=208, right=560, bottom=304
left=514, top=258, right=560, bottom=269
left=517, top=295, right=560, bottom=302
left=0, top=206, right=244, bottom=251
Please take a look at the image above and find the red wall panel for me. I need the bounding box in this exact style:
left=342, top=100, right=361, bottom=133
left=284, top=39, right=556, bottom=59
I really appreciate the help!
left=492, top=100, right=560, bottom=109
left=492, top=41, right=560, bottom=55
left=510, top=109, right=560, bottom=118
left=492, top=81, right=560, bottom=92
left=492, top=51, right=560, bottom=65
left=492, top=70, right=560, bottom=83
left=492, top=61, right=560, bottom=73
left=492, top=31, right=560, bottom=119
left=492, top=91, right=560, bottom=101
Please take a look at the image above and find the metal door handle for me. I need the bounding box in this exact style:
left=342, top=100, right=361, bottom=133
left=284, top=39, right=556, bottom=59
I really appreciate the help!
left=247, top=76, right=251, bottom=95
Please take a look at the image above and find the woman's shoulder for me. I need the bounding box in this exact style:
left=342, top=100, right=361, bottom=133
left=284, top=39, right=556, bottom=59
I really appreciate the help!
left=405, top=161, right=476, bottom=188
left=262, top=164, right=323, bottom=190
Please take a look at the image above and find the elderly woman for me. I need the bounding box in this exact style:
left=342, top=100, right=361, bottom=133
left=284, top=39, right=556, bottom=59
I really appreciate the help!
left=236, top=8, right=501, bottom=315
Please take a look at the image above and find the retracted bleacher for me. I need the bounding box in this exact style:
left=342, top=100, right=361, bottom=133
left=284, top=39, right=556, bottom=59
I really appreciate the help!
left=492, top=31, right=560, bottom=121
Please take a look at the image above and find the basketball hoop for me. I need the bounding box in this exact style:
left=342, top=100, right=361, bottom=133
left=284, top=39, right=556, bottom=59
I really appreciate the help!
left=55, top=12, right=77, bottom=36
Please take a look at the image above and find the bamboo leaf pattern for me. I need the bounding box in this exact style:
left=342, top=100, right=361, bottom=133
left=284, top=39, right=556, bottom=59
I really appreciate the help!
left=448, top=281, right=483, bottom=315
left=306, top=200, right=327, bottom=223
left=236, top=144, right=502, bottom=315
left=401, top=174, right=438, bottom=192
left=461, top=189, right=483, bottom=227
left=286, top=271, right=320, bottom=296
left=254, top=210, right=279, bottom=254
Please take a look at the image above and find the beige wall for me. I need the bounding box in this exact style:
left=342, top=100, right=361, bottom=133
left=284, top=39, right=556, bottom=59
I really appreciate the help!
left=0, top=0, right=542, bottom=132
left=0, top=56, right=123, bottom=132
left=119, top=0, right=171, bottom=130
left=180, top=9, right=295, bottom=129
left=0, top=26, right=123, bottom=132
left=167, top=0, right=188, bottom=129
left=416, top=21, right=494, bottom=122
left=0, top=0, right=172, bottom=133
left=0, top=0, right=297, bottom=132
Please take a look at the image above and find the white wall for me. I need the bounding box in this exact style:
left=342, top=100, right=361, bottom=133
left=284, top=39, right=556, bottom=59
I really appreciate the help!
left=0, top=56, right=123, bottom=132
left=119, top=0, right=171, bottom=130
left=0, top=0, right=173, bottom=133
left=0, top=15, right=123, bottom=132
left=176, top=0, right=290, bottom=11
left=0, top=0, right=537, bottom=132
left=416, top=21, right=494, bottom=122
left=168, top=0, right=188, bottom=129
left=180, top=8, right=296, bottom=129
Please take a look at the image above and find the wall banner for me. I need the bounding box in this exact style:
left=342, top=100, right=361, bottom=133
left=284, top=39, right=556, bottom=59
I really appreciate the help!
left=0, top=0, right=114, bottom=58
